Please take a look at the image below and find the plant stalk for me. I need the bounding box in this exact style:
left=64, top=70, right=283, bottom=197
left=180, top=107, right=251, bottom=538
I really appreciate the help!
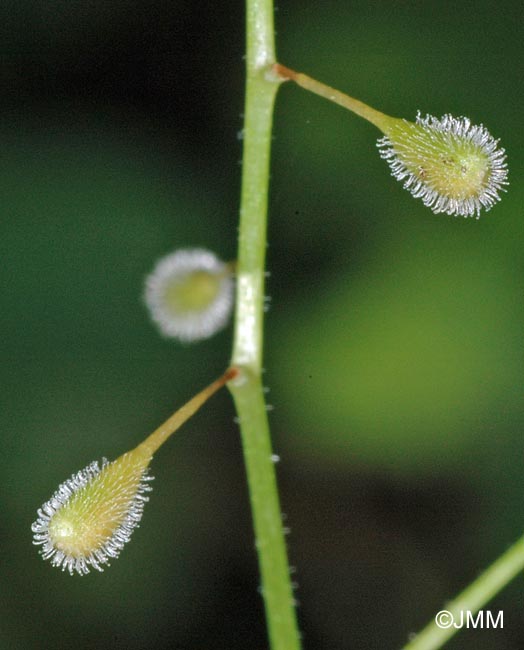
left=138, top=368, right=238, bottom=456
left=273, top=63, right=393, bottom=132
left=402, top=536, right=524, bottom=650
left=229, top=1, right=301, bottom=650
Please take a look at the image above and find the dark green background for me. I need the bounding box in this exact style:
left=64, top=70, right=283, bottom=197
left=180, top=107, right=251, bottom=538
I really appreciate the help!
left=1, top=1, right=523, bottom=648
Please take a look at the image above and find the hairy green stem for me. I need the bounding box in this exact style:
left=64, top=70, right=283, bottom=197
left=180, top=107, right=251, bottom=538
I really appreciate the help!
left=229, top=1, right=301, bottom=649
left=402, top=537, right=524, bottom=650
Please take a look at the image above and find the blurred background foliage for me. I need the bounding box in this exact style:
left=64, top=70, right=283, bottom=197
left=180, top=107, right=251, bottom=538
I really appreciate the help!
left=1, top=1, right=524, bottom=648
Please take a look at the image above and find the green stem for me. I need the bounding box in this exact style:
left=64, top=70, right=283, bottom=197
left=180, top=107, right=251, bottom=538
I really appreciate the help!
left=229, top=1, right=301, bottom=650
left=273, top=63, right=394, bottom=132
left=402, top=536, right=524, bottom=650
